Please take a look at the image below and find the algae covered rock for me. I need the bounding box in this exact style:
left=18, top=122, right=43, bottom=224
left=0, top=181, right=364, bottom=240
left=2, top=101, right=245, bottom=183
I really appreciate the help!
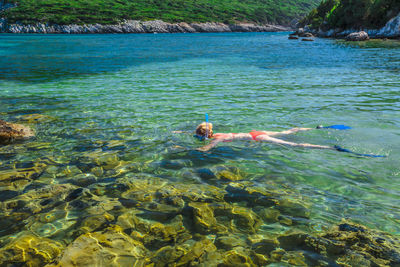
left=318, top=221, right=400, bottom=266
left=251, top=239, right=279, bottom=255
left=228, top=206, right=262, bottom=234
left=215, top=235, right=247, bottom=250
left=17, top=113, right=56, bottom=123
left=117, top=211, right=191, bottom=249
left=151, top=238, right=217, bottom=266
left=189, top=202, right=219, bottom=234
left=224, top=182, right=278, bottom=207
left=0, top=232, right=63, bottom=266
left=216, top=168, right=245, bottom=181
left=55, top=225, right=149, bottom=267
left=142, top=215, right=189, bottom=248
left=281, top=251, right=307, bottom=266
left=257, top=207, right=281, bottom=223
left=221, top=246, right=256, bottom=266
left=78, top=212, right=115, bottom=233
left=189, top=200, right=262, bottom=235
left=273, top=221, right=400, bottom=266
left=277, top=199, right=310, bottom=219
left=278, top=232, right=309, bottom=251
left=0, top=163, right=45, bottom=190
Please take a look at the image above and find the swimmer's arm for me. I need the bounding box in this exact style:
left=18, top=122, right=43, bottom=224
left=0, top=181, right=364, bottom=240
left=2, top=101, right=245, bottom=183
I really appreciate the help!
left=258, top=136, right=333, bottom=149
left=197, top=139, right=223, bottom=152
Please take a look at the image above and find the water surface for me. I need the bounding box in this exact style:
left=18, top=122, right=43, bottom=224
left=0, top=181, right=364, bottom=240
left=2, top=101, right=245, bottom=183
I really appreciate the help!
left=0, top=33, right=399, bottom=264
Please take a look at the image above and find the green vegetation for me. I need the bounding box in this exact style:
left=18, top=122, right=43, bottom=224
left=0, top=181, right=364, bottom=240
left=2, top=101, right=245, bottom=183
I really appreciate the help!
left=301, top=0, right=400, bottom=29
left=1, top=0, right=320, bottom=25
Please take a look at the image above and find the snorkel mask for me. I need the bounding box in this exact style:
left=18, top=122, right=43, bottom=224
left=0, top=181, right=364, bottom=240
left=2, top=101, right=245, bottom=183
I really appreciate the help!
left=194, top=134, right=206, bottom=141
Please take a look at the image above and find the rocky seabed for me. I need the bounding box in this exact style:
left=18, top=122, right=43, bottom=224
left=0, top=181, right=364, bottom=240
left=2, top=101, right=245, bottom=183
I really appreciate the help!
left=315, top=12, right=400, bottom=39
left=1, top=114, right=400, bottom=266
left=0, top=19, right=290, bottom=34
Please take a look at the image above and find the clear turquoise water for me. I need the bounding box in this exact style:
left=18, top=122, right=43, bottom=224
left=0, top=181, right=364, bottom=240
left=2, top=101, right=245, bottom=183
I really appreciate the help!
left=1, top=32, right=400, bottom=241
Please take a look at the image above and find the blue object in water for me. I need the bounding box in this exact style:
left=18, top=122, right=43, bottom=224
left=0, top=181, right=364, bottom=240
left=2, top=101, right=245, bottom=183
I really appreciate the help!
left=334, top=145, right=386, bottom=158
left=194, top=134, right=206, bottom=141
left=324, top=125, right=352, bottom=130
left=205, top=113, right=209, bottom=140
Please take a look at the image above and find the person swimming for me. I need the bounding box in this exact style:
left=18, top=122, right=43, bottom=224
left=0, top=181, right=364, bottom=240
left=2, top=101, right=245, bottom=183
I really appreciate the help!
left=193, top=122, right=332, bottom=152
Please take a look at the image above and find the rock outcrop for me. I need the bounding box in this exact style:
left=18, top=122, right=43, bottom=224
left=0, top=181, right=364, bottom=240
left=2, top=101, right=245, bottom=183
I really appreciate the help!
left=345, top=31, right=369, bottom=41
left=0, top=119, right=34, bottom=144
left=376, top=12, right=400, bottom=38
left=299, top=12, right=400, bottom=39
left=0, top=19, right=291, bottom=34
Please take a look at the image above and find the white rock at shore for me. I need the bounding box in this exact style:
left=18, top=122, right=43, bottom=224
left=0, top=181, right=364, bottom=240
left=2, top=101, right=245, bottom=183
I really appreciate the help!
left=345, top=31, right=369, bottom=41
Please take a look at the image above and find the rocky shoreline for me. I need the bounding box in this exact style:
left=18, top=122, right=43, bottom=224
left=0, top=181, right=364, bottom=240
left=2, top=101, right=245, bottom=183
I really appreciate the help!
left=0, top=19, right=291, bottom=34
left=300, top=12, right=400, bottom=40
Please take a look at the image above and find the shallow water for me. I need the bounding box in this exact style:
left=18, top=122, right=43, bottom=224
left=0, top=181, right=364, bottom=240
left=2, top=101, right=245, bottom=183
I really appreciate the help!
left=1, top=33, right=400, bottom=265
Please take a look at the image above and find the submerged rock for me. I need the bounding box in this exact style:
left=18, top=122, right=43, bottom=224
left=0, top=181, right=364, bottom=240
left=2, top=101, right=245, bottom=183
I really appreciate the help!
left=17, top=113, right=56, bottom=124
left=281, top=251, right=307, bottom=266
left=54, top=225, right=149, bottom=266
left=222, top=247, right=256, bottom=266
left=224, top=182, right=278, bottom=207
left=252, top=239, right=279, bottom=255
left=215, top=235, right=247, bottom=250
left=216, top=169, right=244, bottom=181
left=277, top=199, right=310, bottom=219
left=188, top=201, right=262, bottom=235
left=228, top=206, right=262, bottom=234
left=320, top=221, right=400, bottom=266
left=189, top=202, right=219, bottom=234
left=345, top=31, right=369, bottom=41
left=0, top=232, right=63, bottom=266
left=0, top=161, right=46, bottom=190
left=273, top=221, right=400, bottom=266
left=151, top=238, right=217, bottom=266
left=288, top=36, right=299, bottom=40
left=0, top=119, right=34, bottom=144
left=117, top=210, right=191, bottom=249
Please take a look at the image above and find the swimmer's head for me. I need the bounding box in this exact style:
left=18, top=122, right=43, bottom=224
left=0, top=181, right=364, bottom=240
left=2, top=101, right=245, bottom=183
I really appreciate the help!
left=195, top=122, right=213, bottom=139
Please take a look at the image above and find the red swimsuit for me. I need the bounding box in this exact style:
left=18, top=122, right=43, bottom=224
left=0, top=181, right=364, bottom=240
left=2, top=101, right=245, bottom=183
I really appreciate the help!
left=249, top=131, right=266, bottom=140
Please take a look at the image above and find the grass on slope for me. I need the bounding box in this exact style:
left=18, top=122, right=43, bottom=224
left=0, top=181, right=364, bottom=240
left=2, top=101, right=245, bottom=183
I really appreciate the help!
left=2, top=0, right=320, bottom=25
